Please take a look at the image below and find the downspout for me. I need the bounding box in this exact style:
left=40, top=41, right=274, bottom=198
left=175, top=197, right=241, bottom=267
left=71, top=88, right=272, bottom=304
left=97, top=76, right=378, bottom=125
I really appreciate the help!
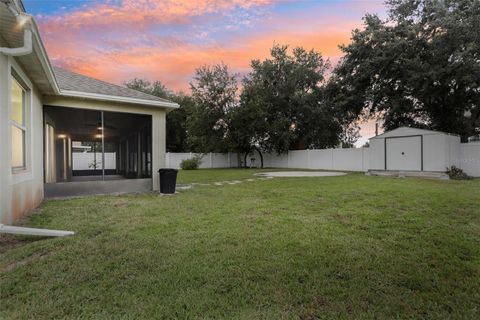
left=0, top=224, right=74, bottom=237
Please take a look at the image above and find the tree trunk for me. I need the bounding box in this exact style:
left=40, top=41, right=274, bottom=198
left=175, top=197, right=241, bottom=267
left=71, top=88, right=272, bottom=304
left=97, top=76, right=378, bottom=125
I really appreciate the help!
left=243, top=147, right=264, bottom=168
left=253, top=146, right=264, bottom=169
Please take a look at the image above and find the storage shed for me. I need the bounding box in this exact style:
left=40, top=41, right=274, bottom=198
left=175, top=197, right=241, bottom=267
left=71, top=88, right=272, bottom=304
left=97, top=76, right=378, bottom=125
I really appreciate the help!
left=369, top=127, right=460, bottom=172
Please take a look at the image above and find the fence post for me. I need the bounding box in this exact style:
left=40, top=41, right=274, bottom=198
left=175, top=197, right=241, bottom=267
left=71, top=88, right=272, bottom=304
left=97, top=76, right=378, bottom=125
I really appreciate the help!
left=330, top=149, right=334, bottom=170
left=362, top=148, right=365, bottom=172
left=306, top=149, right=310, bottom=169
left=210, top=153, right=213, bottom=168
left=227, top=152, right=231, bottom=168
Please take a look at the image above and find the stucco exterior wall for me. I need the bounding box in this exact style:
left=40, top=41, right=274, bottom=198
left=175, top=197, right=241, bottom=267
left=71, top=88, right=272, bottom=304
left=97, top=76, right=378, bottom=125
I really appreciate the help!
left=0, top=56, right=44, bottom=224
left=1, top=67, right=168, bottom=224
left=43, top=96, right=167, bottom=191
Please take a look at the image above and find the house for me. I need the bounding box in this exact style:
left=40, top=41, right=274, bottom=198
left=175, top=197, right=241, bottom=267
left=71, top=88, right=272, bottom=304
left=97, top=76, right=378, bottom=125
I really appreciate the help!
left=0, top=0, right=179, bottom=224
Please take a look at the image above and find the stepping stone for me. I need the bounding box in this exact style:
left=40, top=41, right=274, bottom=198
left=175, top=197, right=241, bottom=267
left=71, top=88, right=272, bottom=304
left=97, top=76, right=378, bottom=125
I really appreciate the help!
left=228, top=180, right=242, bottom=184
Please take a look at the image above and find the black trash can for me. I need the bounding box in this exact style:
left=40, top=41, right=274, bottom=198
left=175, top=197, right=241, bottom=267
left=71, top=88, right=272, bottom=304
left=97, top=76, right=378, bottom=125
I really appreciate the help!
left=158, top=168, right=178, bottom=194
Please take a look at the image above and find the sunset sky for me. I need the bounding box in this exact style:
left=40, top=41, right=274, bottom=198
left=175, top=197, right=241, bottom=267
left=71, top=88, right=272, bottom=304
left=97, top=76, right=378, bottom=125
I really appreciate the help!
left=24, top=0, right=387, bottom=145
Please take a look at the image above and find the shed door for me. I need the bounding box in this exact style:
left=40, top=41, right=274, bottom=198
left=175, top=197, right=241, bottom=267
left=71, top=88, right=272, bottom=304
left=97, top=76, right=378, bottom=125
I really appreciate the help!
left=386, top=136, right=422, bottom=171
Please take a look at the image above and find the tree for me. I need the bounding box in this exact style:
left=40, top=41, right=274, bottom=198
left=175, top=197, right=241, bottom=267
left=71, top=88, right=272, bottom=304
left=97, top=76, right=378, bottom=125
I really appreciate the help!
left=124, top=78, right=171, bottom=99
left=166, top=93, right=193, bottom=152
left=124, top=78, right=189, bottom=152
left=236, top=44, right=342, bottom=164
left=333, top=0, right=480, bottom=141
left=187, top=63, right=238, bottom=153
left=340, top=123, right=361, bottom=148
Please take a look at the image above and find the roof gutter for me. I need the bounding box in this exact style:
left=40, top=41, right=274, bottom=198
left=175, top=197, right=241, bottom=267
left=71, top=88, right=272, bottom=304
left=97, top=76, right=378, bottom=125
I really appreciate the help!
left=0, top=8, right=33, bottom=56
left=0, top=0, right=60, bottom=94
left=59, top=90, right=180, bottom=109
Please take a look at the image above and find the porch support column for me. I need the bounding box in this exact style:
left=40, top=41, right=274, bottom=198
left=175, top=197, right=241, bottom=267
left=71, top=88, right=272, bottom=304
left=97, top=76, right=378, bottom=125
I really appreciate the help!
left=151, top=110, right=166, bottom=191
left=137, top=131, right=142, bottom=178
left=101, top=111, right=105, bottom=181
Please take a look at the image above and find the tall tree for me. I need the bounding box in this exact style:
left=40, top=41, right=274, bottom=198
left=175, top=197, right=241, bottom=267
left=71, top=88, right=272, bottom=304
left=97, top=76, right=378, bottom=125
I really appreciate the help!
left=236, top=44, right=342, bottom=160
left=333, top=0, right=480, bottom=141
left=124, top=78, right=190, bottom=152
left=187, top=63, right=238, bottom=153
left=124, top=78, right=171, bottom=99
left=166, top=93, right=193, bottom=152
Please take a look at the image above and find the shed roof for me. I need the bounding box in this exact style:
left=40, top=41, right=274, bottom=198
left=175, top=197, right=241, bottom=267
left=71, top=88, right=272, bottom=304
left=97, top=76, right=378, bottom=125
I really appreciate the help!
left=370, top=127, right=459, bottom=139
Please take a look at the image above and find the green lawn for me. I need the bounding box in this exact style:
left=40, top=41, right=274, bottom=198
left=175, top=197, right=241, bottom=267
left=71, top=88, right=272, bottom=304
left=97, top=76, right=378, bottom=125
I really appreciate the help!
left=1, top=169, right=479, bottom=319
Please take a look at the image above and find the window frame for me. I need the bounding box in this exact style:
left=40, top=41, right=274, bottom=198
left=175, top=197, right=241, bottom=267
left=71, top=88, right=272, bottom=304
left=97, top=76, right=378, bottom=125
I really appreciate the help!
left=10, top=70, right=28, bottom=172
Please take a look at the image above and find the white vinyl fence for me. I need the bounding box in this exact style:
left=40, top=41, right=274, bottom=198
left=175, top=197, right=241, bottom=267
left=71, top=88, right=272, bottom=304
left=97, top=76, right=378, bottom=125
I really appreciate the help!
left=166, top=152, right=239, bottom=169
left=166, top=142, right=479, bottom=176
left=166, top=148, right=369, bottom=172
left=459, top=142, right=480, bottom=177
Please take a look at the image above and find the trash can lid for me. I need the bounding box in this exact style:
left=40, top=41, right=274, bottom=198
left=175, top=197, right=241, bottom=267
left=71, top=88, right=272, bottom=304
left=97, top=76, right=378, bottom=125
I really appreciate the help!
left=158, top=168, right=178, bottom=172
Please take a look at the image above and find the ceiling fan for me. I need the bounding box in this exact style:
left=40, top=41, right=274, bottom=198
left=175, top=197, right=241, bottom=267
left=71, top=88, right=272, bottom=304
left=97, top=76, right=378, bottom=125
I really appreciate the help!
left=85, top=122, right=117, bottom=130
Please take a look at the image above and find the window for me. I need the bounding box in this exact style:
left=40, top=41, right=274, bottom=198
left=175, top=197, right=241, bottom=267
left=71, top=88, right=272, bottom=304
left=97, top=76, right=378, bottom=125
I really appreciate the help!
left=11, top=76, right=26, bottom=169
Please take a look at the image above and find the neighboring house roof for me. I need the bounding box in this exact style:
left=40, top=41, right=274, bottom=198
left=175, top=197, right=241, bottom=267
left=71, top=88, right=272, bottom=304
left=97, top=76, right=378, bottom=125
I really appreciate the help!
left=370, top=127, right=459, bottom=140
left=53, top=67, right=177, bottom=108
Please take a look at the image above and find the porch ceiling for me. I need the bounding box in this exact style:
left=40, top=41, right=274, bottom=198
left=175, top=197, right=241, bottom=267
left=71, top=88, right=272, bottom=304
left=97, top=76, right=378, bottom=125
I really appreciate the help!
left=44, top=106, right=151, bottom=142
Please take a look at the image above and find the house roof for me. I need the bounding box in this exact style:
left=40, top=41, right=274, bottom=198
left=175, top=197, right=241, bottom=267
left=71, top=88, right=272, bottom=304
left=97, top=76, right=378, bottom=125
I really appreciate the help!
left=53, top=67, right=176, bottom=107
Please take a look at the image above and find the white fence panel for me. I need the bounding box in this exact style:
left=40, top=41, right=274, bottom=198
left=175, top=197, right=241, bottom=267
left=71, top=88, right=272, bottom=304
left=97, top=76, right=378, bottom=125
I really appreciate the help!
left=288, top=150, right=308, bottom=169
left=166, top=152, right=239, bottom=169
left=72, top=152, right=116, bottom=170
left=198, top=153, right=211, bottom=169
left=166, top=152, right=191, bottom=169
left=263, top=153, right=288, bottom=168
left=308, top=149, right=333, bottom=170
left=459, top=142, right=480, bottom=177
left=229, top=153, right=240, bottom=167
left=211, top=153, right=231, bottom=168
left=332, top=148, right=367, bottom=172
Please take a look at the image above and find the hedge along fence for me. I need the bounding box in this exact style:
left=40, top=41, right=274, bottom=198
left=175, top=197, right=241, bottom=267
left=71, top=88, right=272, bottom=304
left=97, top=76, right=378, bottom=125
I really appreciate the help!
left=165, top=148, right=370, bottom=172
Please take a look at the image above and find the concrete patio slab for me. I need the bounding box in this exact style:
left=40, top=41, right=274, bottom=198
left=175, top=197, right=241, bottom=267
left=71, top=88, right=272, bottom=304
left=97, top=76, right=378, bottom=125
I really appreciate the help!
left=255, top=171, right=346, bottom=177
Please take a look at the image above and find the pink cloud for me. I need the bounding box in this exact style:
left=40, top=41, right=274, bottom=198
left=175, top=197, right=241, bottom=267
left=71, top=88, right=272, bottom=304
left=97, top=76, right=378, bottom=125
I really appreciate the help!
left=38, top=0, right=274, bottom=33
left=37, top=0, right=385, bottom=93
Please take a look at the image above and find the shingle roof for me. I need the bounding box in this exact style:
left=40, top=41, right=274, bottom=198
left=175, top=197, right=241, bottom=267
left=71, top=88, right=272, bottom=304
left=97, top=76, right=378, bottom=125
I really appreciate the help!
left=53, top=66, right=174, bottom=104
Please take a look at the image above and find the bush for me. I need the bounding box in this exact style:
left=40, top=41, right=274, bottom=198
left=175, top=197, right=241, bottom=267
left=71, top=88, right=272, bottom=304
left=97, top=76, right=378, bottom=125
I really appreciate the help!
left=180, top=154, right=203, bottom=170
left=446, top=166, right=470, bottom=180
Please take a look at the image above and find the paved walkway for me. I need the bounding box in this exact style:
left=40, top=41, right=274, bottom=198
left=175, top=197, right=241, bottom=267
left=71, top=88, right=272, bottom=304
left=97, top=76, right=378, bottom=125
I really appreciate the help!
left=190, top=171, right=346, bottom=187
left=191, top=176, right=274, bottom=187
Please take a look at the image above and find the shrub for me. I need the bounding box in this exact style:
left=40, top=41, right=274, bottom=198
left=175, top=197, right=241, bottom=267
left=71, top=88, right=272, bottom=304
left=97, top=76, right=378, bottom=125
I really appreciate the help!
left=180, top=154, right=203, bottom=170
left=446, top=166, right=470, bottom=180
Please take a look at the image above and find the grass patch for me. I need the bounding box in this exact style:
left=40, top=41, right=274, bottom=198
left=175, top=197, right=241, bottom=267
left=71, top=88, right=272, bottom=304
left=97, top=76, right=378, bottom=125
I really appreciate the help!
left=1, top=169, right=479, bottom=319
